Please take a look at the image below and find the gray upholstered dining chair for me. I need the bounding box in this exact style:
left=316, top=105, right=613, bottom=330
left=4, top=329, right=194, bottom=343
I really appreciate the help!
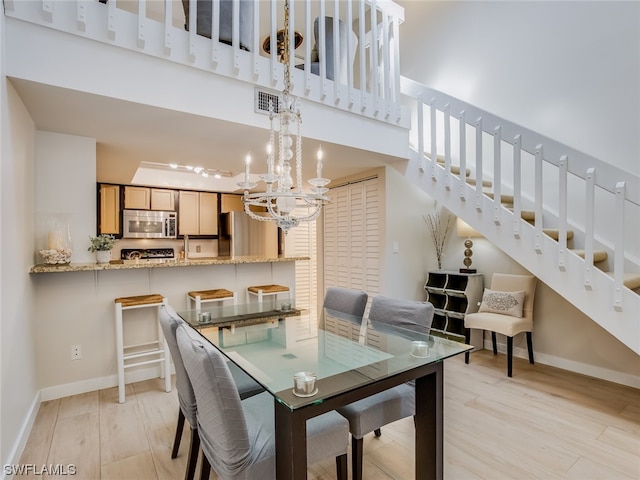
left=322, top=286, right=368, bottom=317
left=158, top=304, right=264, bottom=480
left=176, top=325, right=350, bottom=480
left=464, top=273, right=538, bottom=377
left=336, top=296, right=435, bottom=480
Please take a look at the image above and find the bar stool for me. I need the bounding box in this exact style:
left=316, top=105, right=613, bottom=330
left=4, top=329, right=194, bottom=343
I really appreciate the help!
left=186, top=288, right=236, bottom=311
left=114, top=294, right=171, bottom=403
left=246, top=284, right=290, bottom=308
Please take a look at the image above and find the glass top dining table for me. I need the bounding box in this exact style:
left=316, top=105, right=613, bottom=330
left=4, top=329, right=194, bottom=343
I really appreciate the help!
left=177, top=302, right=472, bottom=479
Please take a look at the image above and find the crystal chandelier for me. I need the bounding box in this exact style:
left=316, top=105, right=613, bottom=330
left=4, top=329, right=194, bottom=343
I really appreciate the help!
left=237, top=0, right=330, bottom=233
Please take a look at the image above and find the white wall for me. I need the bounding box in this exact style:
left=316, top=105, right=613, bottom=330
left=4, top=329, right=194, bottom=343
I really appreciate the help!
left=1, top=81, right=38, bottom=468
left=399, top=0, right=640, bottom=175
left=383, top=166, right=438, bottom=299
left=35, top=132, right=97, bottom=264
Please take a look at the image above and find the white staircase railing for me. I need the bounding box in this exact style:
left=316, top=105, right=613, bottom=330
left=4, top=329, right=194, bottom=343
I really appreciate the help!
left=4, top=0, right=405, bottom=125
left=401, top=77, right=640, bottom=355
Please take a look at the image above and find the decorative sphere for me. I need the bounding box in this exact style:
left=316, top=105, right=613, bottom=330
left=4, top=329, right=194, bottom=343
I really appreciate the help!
left=464, top=239, right=473, bottom=248
left=464, top=248, right=473, bottom=257
left=463, top=257, right=473, bottom=267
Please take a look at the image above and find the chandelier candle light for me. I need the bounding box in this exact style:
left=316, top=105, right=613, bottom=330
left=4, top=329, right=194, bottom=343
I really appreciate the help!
left=238, top=0, right=330, bottom=233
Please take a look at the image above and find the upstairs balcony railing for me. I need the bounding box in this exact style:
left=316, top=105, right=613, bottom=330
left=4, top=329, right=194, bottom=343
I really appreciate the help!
left=5, top=0, right=406, bottom=125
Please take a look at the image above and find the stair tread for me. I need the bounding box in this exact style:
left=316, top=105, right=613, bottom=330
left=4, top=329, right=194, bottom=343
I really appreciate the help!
left=486, top=192, right=514, bottom=204
left=573, top=249, right=608, bottom=263
left=543, top=229, right=575, bottom=240
left=424, top=154, right=471, bottom=177
left=466, top=178, right=493, bottom=188
left=606, top=272, right=640, bottom=290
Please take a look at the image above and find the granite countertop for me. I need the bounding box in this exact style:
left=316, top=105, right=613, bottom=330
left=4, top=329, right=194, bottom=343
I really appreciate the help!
left=29, top=255, right=310, bottom=273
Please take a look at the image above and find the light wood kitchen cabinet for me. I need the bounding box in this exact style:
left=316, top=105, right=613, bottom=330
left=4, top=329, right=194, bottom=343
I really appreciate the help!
left=179, top=191, right=218, bottom=235
left=199, top=192, right=219, bottom=234
left=221, top=193, right=244, bottom=212
left=124, top=186, right=150, bottom=210
left=99, top=184, right=120, bottom=235
left=150, top=188, right=175, bottom=211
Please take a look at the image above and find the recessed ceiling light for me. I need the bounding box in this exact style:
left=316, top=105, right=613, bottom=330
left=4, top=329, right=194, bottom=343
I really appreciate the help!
left=169, top=163, right=178, bottom=169
left=194, top=167, right=203, bottom=174
left=186, top=165, right=194, bottom=170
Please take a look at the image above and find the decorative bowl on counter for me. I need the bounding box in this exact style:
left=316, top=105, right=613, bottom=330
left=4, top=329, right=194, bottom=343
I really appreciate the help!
left=39, top=248, right=72, bottom=265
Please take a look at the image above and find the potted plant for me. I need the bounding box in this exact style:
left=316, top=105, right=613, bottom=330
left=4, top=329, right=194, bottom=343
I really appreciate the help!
left=88, top=234, right=117, bottom=263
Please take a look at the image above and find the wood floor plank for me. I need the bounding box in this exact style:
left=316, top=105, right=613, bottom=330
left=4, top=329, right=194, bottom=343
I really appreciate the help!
left=18, top=399, right=60, bottom=480
left=57, top=391, right=99, bottom=420
left=99, top=387, right=151, bottom=465
left=101, top=451, right=158, bottom=480
left=45, top=412, right=100, bottom=479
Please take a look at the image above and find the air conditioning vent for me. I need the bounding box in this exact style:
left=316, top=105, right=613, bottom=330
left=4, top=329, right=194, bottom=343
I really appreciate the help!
left=255, top=88, right=281, bottom=115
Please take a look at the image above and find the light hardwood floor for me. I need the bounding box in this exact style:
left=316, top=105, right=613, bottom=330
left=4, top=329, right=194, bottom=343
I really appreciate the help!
left=19, top=351, right=640, bottom=479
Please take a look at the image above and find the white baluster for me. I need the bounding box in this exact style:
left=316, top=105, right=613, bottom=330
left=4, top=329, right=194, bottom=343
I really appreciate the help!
left=333, top=0, right=341, bottom=104
left=558, top=155, right=568, bottom=271
left=347, top=0, right=355, bottom=108
left=77, top=0, right=86, bottom=32
left=444, top=104, right=451, bottom=191
left=358, top=0, right=367, bottom=112
left=429, top=98, right=438, bottom=181
left=137, top=0, right=146, bottom=48
left=459, top=110, right=467, bottom=201
left=371, top=0, right=380, bottom=116
left=475, top=117, right=483, bottom=212
left=584, top=168, right=595, bottom=290
left=613, top=181, right=625, bottom=311
left=513, top=135, right=522, bottom=239
left=534, top=145, right=544, bottom=254
left=211, top=0, right=220, bottom=67
left=163, top=0, right=172, bottom=52
left=493, top=126, right=502, bottom=225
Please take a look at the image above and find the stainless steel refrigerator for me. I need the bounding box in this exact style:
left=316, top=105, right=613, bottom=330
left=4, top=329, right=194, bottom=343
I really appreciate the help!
left=218, top=211, right=280, bottom=257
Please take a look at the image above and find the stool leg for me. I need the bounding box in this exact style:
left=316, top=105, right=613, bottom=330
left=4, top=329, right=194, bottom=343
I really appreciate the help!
left=115, top=303, right=126, bottom=403
left=159, top=301, right=172, bottom=393
left=258, top=290, right=263, bottom=309
left=195, top=295, right=202, bottom=312
left=232, top=292, right=237, bottom=305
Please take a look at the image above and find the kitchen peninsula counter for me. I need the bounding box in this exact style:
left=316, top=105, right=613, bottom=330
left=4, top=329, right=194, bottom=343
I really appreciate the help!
left=30, top=255, right=309, bottom=273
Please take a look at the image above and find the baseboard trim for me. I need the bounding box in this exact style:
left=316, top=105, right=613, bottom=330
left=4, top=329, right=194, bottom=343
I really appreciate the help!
left=480, top=339, right=640, bottom=389
left=40, top=365, right=174, bottom=402
left=1, top=391, right=41, bottom=480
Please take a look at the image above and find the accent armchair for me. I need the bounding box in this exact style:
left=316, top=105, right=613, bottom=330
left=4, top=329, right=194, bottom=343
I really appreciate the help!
left=464, top=273, right=538, bottom=377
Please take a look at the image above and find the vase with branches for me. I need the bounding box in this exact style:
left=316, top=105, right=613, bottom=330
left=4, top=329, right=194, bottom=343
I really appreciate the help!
left=423, top=211, right=453, bottom=270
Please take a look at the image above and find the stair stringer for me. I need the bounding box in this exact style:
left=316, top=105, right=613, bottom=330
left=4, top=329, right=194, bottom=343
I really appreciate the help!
left=397, top=150, right=640, bottom=356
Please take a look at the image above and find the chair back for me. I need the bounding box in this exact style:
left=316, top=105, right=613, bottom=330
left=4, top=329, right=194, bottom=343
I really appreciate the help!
left=323, top=287, right=368, bottom=317
left=182, top=0, right=253, bottom=51
left=368, top=296, right=435, bottom=337
left=312, top=16, right=358, bottom=82
left=490, top=274, right=537, bottom=322
left=176, top=326, right=251, bottom=477
left=159, top=304, right=197, bottom=426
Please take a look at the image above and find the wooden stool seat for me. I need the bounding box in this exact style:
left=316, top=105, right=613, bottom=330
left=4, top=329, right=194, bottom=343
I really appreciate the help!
left=247, top=284, right=290, bottom=294
left=115, top=294, right=165, bottom=308
left=187, top=289, right=234, bottom=301
left=186, top=288, right=236, bottom=310
left=247, top=284, right=291, bottom=306
left=114, top=293, right=171, bottom=403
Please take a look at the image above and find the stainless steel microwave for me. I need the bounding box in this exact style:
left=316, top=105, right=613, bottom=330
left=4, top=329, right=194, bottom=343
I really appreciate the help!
left=123, top=210, right=177, bottom=239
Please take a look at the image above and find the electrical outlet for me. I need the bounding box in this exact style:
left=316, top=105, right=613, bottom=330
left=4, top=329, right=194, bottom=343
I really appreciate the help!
left=196, top=245, right=201, bottom=253
left=71, top=345, right=81, bottom=361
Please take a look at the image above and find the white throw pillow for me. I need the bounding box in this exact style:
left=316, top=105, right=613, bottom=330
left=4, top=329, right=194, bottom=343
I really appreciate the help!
left=478, top=289, right=525, bottom=317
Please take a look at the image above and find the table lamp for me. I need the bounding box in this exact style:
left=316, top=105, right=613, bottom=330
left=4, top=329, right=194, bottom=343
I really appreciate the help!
left=457, top=218, right=481, bottom=273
